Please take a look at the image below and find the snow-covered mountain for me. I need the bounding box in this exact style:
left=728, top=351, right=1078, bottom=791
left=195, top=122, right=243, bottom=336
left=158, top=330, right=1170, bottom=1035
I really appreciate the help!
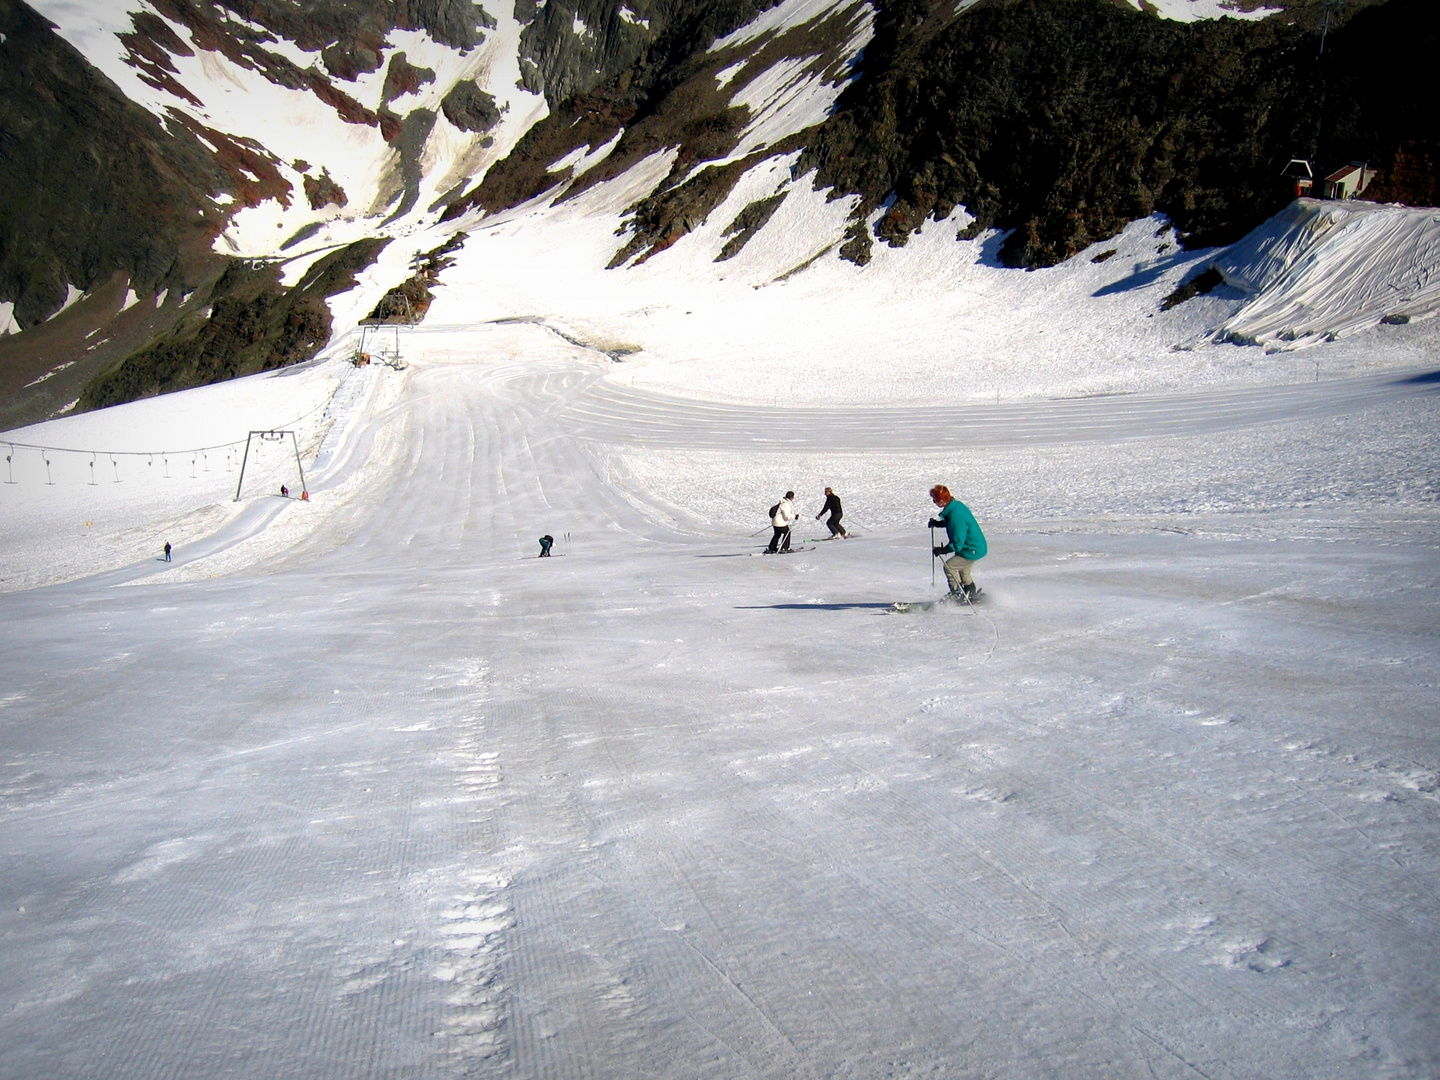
left=2, top=3, right=1439, bottom=1075
left=0, top=0, right=1434, bottom=428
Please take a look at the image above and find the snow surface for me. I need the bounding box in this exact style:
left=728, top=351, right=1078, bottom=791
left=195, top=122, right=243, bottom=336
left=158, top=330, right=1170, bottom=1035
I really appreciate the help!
left=2, top=232, right=1439, bottom=1078
left=723, top=35, right=870, bottom=163
left=712, top=0, right=869, bottom=52
left=1128, top=0, right=1281, bottom=21
left=4, top=4, right=1440, bottom=1075
left=46, top=284, right=84, bottom=320
left=421, top=150, right=1440, bottom=407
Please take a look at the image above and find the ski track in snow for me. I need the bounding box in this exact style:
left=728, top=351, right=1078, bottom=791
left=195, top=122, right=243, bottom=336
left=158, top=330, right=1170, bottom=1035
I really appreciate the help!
left=1, top=345, right=1439, bottom=1078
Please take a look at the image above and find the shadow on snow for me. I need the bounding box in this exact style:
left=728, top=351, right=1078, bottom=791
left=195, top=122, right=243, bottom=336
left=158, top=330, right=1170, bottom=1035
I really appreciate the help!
left=735, top=602, right=898, bottom=611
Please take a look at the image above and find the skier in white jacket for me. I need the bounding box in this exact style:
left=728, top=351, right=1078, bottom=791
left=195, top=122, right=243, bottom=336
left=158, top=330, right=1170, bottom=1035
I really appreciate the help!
left=766, top=491, right=797, bottom=553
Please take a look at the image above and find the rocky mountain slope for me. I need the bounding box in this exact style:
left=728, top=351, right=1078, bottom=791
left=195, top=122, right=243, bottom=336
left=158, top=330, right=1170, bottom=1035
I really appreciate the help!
left=0, top=0, right=1433, bottom=427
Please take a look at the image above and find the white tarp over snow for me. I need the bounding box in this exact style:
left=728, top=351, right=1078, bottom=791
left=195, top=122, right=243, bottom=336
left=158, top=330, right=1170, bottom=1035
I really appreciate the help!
left=1214, top=199, right=1440, bottom=349
left=1130, top=0, right=1281, bottom=21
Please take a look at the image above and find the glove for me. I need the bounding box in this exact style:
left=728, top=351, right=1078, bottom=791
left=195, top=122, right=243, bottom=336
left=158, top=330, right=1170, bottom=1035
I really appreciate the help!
left=927, top=518, right=943, bottom=529
left=932, top=546, right=946, bottom=557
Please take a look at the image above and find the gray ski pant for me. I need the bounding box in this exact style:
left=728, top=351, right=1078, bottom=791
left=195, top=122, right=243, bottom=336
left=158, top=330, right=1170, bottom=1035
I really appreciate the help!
left=943, top=554, right=975, bottom=592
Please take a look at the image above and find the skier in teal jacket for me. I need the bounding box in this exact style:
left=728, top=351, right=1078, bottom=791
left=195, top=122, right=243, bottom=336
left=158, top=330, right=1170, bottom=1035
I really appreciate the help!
left=928, top=484, right=986, bottom=600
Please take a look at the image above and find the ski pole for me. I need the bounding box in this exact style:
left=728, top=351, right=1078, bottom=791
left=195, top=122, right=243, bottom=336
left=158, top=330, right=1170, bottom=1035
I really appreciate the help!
left=930, top=524, right=936, bottom=587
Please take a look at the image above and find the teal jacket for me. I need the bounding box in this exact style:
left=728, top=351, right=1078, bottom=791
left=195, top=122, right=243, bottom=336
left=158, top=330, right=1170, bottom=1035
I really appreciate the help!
left=936, top=499, right=987, bottom=560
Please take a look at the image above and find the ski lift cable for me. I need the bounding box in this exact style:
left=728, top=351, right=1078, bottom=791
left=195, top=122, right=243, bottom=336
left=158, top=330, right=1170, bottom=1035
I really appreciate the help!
left=2, top=393, right=334, bottom=460
left=4, top=436, right=247, bottom=456
left=4, top=338, right=367, bottom=466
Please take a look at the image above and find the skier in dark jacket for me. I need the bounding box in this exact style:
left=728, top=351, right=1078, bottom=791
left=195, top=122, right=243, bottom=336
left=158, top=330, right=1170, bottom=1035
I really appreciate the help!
left=928, top=484, right=986, bottom=599
left=538, top=535, right=554, bottom=557
left=816, top=487, right=849, bottom=539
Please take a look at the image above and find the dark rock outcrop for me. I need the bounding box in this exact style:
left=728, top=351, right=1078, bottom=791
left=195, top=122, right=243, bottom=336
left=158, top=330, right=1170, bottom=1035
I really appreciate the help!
left=303, top=169, right=349, bottom=211
left=476, top=0, right=1433, bottom=274
left=1308, top=0, right=1439, bottom=208
left=0, top=0, right=225, bottom=330
left=441, top=80, right=503, bottom=133
left=802, top=0, right=1316, bottom=267
left=801, top=0, right=1437, bottom=268
left=517, top=0, right=663, bottom=107
left=455, top=0, right=862, bottom=263
left=716, top=192, right=788, bottom=260
left=365, top=233, right=467, bottom=323
left=383, top=108, right=440, bottom=222
left=1160, top=266, right=1225, bottom=310
left=382, top=51, right=436, bottom=101
left=78, top=239, right=390, bottom=411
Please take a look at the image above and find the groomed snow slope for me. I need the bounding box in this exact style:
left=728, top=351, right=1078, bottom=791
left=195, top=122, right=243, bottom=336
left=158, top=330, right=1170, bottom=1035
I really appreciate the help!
left=1, top=311, right=1438, bottom=1076
left=3, top=19, right=1440, bottom=1060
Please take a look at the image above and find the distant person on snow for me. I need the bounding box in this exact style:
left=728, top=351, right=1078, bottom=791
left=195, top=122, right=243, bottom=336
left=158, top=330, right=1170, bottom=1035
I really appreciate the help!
left=928, top=484, right=986, bottom=600
left=816, top=487, right=849, bottom=539
left=766, top=492, right=797, bottom=553
left=280, top=484, right=289, bottom=497
left=538, top=535, right=554, bottom=557
left=163, top=541, right=172, bottom=562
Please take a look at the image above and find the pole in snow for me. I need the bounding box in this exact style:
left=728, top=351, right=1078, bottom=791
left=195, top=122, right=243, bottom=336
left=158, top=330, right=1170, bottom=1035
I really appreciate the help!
left=1318, top=0, right=1343, bottom=54
left=234, top=433, right=254, bottom=501
left=289, top=430, right=308, bottom=499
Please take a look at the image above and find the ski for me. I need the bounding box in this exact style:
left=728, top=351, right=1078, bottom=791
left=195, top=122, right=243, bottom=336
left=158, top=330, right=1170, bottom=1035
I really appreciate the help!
left=749, top=548, right=814, bottom=557
left=889, top=592, right=982, bottom=613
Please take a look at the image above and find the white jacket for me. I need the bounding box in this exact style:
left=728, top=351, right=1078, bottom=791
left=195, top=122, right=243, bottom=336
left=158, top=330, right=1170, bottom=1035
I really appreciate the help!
left=771, top=497, right=797, bottom=527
